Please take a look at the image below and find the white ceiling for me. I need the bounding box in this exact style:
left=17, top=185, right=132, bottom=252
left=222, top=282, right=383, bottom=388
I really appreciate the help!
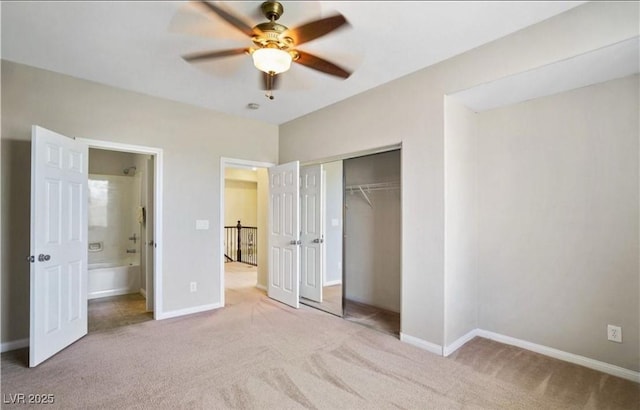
left=1, top=1, right=586, bottom=125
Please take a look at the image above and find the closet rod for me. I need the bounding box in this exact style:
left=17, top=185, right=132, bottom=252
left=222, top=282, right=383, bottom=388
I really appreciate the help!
left=344, top=181, right=400, bottom=193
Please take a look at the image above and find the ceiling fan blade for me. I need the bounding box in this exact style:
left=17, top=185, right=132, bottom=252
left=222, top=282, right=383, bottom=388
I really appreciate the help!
left=294, top=51, right=352, bottom=79
left=193, top=1, right=255, bottom=37
left=182, top=48, right=248, bottom=62
left=261, top=72, right=280, bottom=91
left=287, top=14, right=348, bottom=46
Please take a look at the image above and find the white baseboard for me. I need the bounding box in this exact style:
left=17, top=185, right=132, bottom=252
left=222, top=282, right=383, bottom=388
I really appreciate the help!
left=443, top=329, right=479, bottom=357
left=406, top=328, right=639, bottom=383
left=256, top=283, right=267, bottom=291
left=156, top=303, right=222, bottom=320
left=139, top=288, right=147, bottom=299
left=1, top=338, right=28, bottom=353
left=477, top=329, right=640, bottom=383
left=323, top=280, right=342, bottom=287
left=400, top=333, right=443, bottom=356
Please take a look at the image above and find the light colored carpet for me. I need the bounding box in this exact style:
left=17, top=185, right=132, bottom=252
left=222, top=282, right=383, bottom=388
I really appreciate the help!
left=2, top=265, right=638, bottom=409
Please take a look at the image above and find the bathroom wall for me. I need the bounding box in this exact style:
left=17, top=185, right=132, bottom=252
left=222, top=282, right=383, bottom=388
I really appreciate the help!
left=138, top=155, right=152, bottom=293
left=88, top=174, right=141, bottom=266
left=88, top=148, right=144, bottom=266
left=89, top=148, right=138, bottom=176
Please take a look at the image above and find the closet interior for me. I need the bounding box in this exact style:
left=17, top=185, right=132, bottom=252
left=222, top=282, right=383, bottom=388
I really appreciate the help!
left=299, top=150, right=401, bottom=337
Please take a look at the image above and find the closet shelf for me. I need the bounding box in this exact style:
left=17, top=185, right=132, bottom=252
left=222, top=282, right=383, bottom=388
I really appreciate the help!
left=345, top=181, right=400, bottom=208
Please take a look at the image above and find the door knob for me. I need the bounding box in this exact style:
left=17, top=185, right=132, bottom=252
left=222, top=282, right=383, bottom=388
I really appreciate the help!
left=38, top=254, right=51, bottom=262
left=312, top=238, right=324, bottom=244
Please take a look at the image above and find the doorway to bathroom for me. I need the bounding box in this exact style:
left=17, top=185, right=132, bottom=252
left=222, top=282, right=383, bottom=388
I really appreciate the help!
left=28, top=127, right=164, bottom=366
left=86, top=148, right=156, bottom=332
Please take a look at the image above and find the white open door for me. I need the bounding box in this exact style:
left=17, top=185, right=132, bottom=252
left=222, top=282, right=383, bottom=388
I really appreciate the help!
left=30, top=126, right=88, bottom=367
left=300, top=164, right=324, bottom=303
left=268, top=161, right=300, bottom=308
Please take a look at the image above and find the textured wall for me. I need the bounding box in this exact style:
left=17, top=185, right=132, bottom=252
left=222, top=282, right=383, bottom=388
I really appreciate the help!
left=477, top=75, right=639, bottom=371
left=1, top=61, right=278, bottom=343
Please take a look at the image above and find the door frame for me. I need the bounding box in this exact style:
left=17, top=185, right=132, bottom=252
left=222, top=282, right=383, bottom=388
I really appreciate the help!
left=79, top=138, right=164, bottom=319
left=219, top=157, right=275, bottom=307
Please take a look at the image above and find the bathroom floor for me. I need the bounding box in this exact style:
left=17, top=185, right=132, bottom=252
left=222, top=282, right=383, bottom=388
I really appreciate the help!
left=88, top=293, right=152, bottom=332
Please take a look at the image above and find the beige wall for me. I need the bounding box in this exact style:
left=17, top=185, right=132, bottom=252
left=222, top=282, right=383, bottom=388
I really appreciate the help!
left=224, top=180, right=257, bottom=227
left=256, top=168, right=269, bottom=288
left=279, top=1, right=639, bottom=355
left=1, top=61, right=278, bottom=343
left=477, top=75, right=639, bottom=372
left=224, top=168, right=258, bottom=183
left=2, top=1, right=638, bottom=374
left=443, top=96, right=478, bottom=348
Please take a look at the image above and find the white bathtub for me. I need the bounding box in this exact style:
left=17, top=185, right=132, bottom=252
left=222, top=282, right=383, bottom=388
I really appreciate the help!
left=88, top=262, right=141, bottom=300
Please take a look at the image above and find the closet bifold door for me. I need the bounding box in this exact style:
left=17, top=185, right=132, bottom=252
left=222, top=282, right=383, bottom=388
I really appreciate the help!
left=300, top=164, right=324, bottom=303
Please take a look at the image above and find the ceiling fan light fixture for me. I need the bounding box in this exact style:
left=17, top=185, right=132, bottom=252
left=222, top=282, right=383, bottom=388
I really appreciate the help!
left=252, top=48, right=292, bottom=74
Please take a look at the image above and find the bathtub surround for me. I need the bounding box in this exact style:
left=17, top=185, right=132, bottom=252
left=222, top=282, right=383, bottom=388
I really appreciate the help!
left=86, top=173, right=144, bottom=301
left=88, top=174, right=141, bottom=266
left=88, top=264, right=141, bottom=300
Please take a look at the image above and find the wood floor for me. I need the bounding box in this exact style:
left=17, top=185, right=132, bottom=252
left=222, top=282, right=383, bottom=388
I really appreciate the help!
left=88, top=293, right=152, bottom=332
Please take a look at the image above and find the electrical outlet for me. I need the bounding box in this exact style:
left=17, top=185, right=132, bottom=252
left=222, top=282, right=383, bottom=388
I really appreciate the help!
left=607, top=325, right=622, bottom=343
left=190, top=282, right=197, bottom=293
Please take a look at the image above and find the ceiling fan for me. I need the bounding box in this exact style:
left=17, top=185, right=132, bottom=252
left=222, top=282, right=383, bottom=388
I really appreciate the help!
left=181, top=0, right=353, bottom=100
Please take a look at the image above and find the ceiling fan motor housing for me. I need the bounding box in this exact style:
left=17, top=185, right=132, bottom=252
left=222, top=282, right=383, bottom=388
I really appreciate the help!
left=253, top=21, right=293, bottom=50
left=261, top=1, right=284, bottom=21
